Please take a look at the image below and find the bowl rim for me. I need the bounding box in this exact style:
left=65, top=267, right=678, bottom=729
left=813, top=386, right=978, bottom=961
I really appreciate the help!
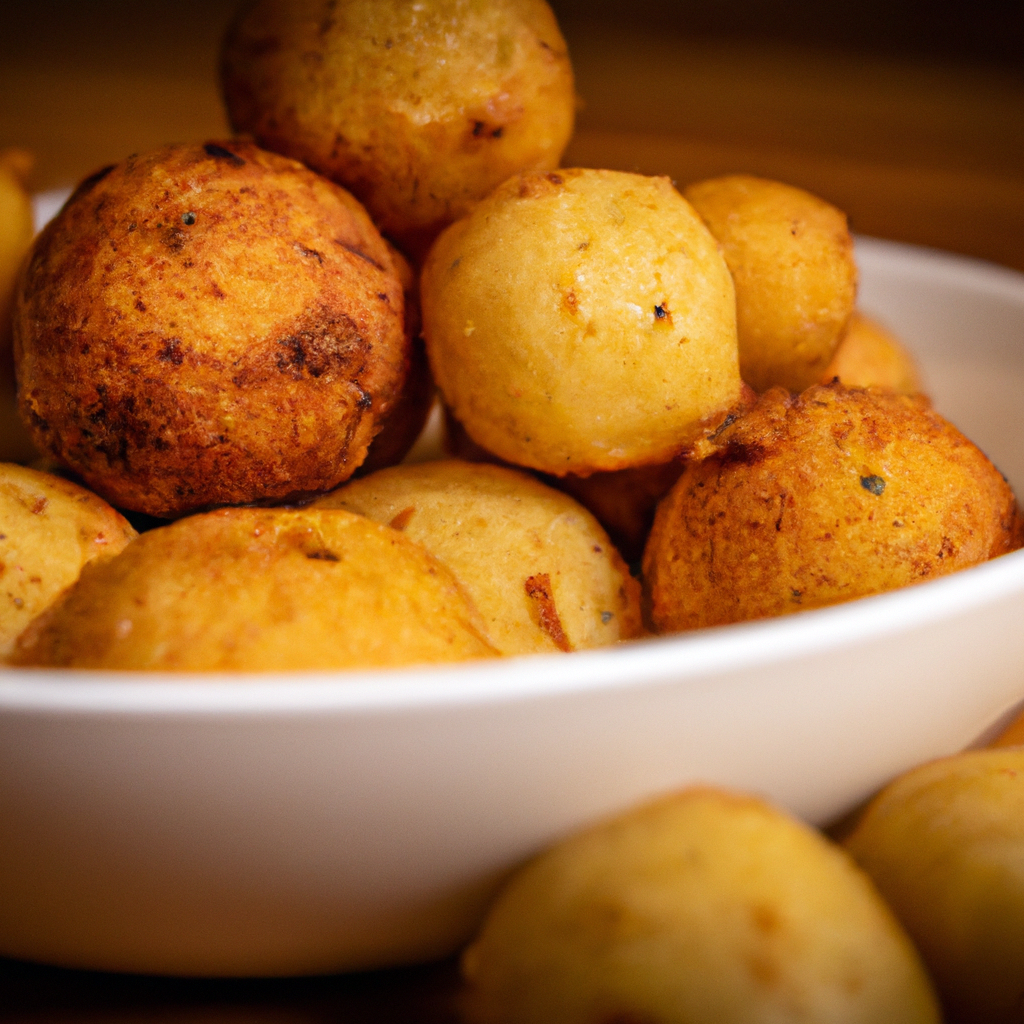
left=3, top=236, right=1024, bottom=716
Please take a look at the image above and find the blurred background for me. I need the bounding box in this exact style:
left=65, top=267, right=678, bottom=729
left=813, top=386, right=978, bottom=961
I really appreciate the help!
left=2, top=0, right=1023, bottom=268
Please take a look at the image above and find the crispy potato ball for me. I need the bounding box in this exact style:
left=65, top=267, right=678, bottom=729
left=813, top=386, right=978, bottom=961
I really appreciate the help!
left=462, top=788, right=939, bottom=1024
left=221, top=0, right=576, bottom=258
left=13, top=141, right=409, bottom=518
left=821, top=311, right=924, bottom=396
left=685, top=174, right=857, bottom=394
left=13, top=507, right=497, bottom=671
left=422, top=168, right=743, bottom=476
left=315, top=459, right=642, bottom=655
left=844, top=749, right=1024, bottom=1024
left=0, top=463, right=136, bottom=659
left=0, top=150, right=38, bottom=463
left=644, top=383, right=1022, bottom=632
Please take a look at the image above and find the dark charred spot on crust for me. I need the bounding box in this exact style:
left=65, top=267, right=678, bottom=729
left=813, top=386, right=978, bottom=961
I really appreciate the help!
left=203, top=143, right=245, bottom=166
left=720, top=439, right=765, bottom=468
left=547, top=173, right=564, bottom=185
left=76, top=165, right=116, bottom=195
left=295, top=243, right=324, bottom=263
left=182, top=211, right=197, bottom=226
left=354, top=382, right=373, bottom=409
left=26, top=408, right=49, bottom=432
left=135, top=299, right=147, bottom=312
left=860, top=474, right=886, bottom=495
left=306, top=549, right=340, bottom=562
left=525, top=573, right=572, bottom=652
left=274, top=312, right=367, bottom=381
left=654, top=304, right=667, bottom=319
left=708, top=412, right=737, bottom=441
left=158, top=338, right=185, bottom=366
left=335, top=240, right=383, bottom=269
left=472, top=120, right=485, bottom=137
left=164, top=228, right=188, bottom=253
left=388, top=506, right=416, bottom=531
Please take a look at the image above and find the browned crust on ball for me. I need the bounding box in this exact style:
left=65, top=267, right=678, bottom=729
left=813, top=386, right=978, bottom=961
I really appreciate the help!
left=13, top=141, right=408, bottom=517
left=644, top=383, right=1023, bottom=632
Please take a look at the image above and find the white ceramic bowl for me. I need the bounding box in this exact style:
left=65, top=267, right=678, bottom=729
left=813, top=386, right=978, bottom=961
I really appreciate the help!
left=2, top=237, right=1024, bottom=978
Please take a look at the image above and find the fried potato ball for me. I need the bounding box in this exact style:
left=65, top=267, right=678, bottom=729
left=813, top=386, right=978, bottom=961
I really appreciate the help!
left=461, top=788, right=939, bottom=1024
left=644, top=383, right=1022, bottom=632
left=422, top=168, right=743, bottom=476
left=0, top=463, right=136, bottom=659
left=315, top=459, right=642, bottom=655
left=0, top=150, right=38, bottom=464
left=13, top=141, right=409, bottom=518
left=13, top=507, right=497, bottom=671
left=221, top=0, right=576, bottom=258
left=684, top=174, right=857, bottom=394
left=844, top=749, right=1024, bottom=1024
left=821, top=311, right=924, bottom=396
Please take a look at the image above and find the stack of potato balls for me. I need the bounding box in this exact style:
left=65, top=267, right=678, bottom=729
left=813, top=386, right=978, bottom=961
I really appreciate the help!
left=3, top=0, right=1024, bottom=1018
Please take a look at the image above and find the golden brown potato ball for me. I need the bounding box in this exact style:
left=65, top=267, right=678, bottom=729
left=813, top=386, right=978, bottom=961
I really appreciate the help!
left=315, top=459, right=642, bottom=655
left=462, top=788, right=939, bottom=1024
left=821, top=311, right=924, bottom=396
left=221, top=0, right=576, bottom=258
left=685, top=174, right=857, bottom=394
left=422, top=168, right=743, bottom=477
left=0, top=149, right=38, bottom=464
left=0, top=463, right=136, bottom=659
left=844, top=749, right=1024, bottom=1024
left=644, top=383, right=1022, bottom=632
left=13, top=141, right=409, bottom=518
left=13, top=507, right=497, bottom=671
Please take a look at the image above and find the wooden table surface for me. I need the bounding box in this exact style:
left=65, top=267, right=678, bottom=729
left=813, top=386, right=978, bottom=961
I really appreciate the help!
left=1, top=3, right=1023, bottom=1020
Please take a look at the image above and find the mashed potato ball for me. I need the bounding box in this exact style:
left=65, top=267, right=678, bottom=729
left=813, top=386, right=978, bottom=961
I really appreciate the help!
left=422, top=168, right=743, bottom=476
left=685, top=174, right=857, bottom=394
left=845, top=749, right=1024, bottom=1024
left=316, top=459, right=642, bottom=655
left=644, top=383, right=1022, bottom=632
left=13, top=141, right=409, bottom=518
left=0, top=463, right=136, bottom=658
left=221, top=0, right=575, bottom=257
left=821, top=311, right=923, bottom=396
left=13, top=507, right=497, bottom=671
left=462, top=788, right=939, bottom=1024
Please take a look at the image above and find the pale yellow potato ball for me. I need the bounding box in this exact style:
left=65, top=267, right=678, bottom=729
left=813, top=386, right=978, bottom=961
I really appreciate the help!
left=0, top=463, right=136, bottom=659
left=462, top=788, right=939, bottom=1024
left=685, top=174, right=857, bottom=393
left=822, top=311, right=924, bottom=396
left=13, top=507, right=497, bottom=671
left=845, top=749, right=1024, bottom=1024
left=317, top=459, right=642, bottom=655
left=422, top=168, right=743, bottom=476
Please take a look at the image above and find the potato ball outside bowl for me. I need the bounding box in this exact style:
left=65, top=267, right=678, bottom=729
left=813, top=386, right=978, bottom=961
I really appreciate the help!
left=13, top=141, right=409, bottom=517
left=462, top=789, right=939, bottom=1024
left=221, top=0, right=576, bottom=258
left=422, top=168, right=743, bottom=476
